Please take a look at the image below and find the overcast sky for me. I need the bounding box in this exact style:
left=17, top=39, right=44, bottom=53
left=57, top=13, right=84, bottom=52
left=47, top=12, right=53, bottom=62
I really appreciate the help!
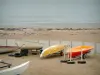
left=0, top=0, right=100, bottom=28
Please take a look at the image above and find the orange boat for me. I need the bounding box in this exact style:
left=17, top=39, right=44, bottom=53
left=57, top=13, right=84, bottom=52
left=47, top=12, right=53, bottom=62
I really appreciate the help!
left=67, top=46, right=94, bottom=58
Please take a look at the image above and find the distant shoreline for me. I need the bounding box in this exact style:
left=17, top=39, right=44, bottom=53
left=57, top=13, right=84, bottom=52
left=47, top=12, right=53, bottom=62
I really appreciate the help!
left=0, top=27, right=100, bottom=31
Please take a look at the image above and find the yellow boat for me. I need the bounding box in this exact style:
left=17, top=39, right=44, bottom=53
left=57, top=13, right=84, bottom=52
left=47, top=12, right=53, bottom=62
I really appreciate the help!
left=40, top=45, right=65, bottom=58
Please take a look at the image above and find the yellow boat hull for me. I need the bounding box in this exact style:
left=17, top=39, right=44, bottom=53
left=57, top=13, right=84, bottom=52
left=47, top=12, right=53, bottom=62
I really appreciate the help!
left=40, top=45, right=65, bottom=58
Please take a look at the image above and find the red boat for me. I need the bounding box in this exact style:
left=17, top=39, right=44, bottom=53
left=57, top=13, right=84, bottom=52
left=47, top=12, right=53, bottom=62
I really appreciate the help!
left=67, top=46, right=94, bottom=58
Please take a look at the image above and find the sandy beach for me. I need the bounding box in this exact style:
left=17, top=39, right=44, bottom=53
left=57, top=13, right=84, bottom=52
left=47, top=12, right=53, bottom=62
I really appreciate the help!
left=0, top=53, right=100, bottom=75
left=0, top=0, right=100, bottom=74
left=0, top=28, right=100, bottom=42
left=0, top=28, right=100, bottom=75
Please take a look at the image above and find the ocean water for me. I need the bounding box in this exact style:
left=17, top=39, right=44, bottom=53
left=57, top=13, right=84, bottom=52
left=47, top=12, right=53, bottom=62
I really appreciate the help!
left=0, top=0, right=100, bottom=28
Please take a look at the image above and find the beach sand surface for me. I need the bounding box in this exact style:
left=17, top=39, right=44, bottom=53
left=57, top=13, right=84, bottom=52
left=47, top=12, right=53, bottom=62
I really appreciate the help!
left=0, top=28, right=100, bottom=75
left=0, top=54, right=100, bottom=75
left=0, top=29, right=100, bottom=42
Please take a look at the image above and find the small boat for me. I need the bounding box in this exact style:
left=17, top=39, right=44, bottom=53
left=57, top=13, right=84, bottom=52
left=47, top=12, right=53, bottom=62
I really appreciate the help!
left=40, top=45, right=65, bottom=58
left=0, top=39, right=42, bottom=53
left=0, top=45, right=43, bottom=53
left=0, top=46, right=18, bottom=53
left=0, top=61, right=30, bottom=75
left=0, top=39, right=18, bottom=53
left=67, top=46, right=94, bottom=58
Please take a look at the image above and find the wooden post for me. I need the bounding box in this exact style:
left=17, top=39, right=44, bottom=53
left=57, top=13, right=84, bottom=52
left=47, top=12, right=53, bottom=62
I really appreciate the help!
left=6, top=39, right=7, bottom=46
left=94, top=42, right=97, bottom=55
left=69, top=45, right=72, bottom=61
left=82, top=42, right=84, bottom=46
left=70, top=41, right=72, bottom=48
left=63, top=45, right=67, bottom=60
left=48, top=40, right=50, bottom=46
left=59, top=40, right=62, bottom=44
left=5, top=28, right=7, bottom=46
left=37, top=40, right=39, bottom=44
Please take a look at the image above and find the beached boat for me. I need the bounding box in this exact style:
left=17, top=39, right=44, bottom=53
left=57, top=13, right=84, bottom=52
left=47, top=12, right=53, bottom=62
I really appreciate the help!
left=0, top=39, right=18, bottom=53
left=0, top=46, right=18, bottom=53
left=0, top=61, right=30, bottom=75
left=0, top=39, right=43, bottom=53
left=67, top=46, right=93, bottom=58
left=40, top=45, right=65, bottom=58
left=0, top=45, right=43, bottom=53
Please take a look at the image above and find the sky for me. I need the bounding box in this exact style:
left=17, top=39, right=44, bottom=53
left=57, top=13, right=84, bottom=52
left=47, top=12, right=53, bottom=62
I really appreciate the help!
left=0, top=0, right=100, bottom=28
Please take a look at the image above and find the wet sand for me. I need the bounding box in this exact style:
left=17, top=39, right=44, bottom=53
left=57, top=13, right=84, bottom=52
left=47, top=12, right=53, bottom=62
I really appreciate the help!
left=0, top=53, right=100, bottom=75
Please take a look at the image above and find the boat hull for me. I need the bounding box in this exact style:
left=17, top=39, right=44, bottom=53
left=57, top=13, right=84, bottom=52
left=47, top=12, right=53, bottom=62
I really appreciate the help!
left=0, top=46, right=18, bottom=53
left=67, top=46, right=93, bottom=58
left=40, top=45, right=65, bottom=58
